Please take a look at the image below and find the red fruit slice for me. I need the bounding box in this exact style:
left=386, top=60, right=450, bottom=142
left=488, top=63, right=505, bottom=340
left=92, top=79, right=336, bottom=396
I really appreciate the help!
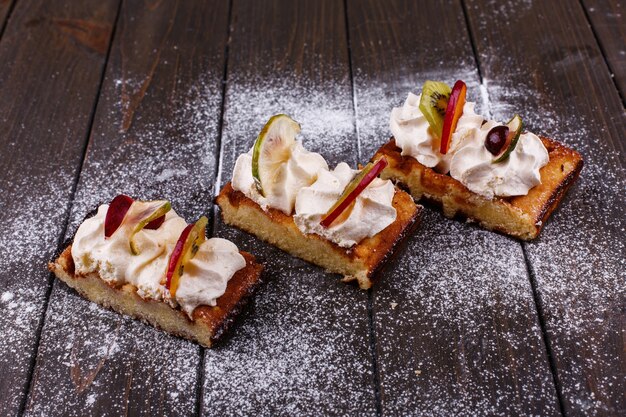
left=165, top=216, right=208, bottom=297
left=104, top=194, right=134, bottom=238
left=145, top=215, right=165, bottom=230
left=127, top=200, right=172, bottom=255
left=320, top=157, right=389, bottom=228
left=440, top=80, right=467, bottom=154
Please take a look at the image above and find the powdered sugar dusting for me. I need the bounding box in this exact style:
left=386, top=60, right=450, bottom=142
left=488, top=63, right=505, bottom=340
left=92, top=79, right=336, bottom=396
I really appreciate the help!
left=67, top=78, right=222, bottom=237
left=484, top=76, right=625, bottom=412
left=204, top=73, right=378, bottom=414
left=203, top=231, right=377, bottom=415
left=26, top=284, right=199, bottom=416
left=0, top=167, right=75, bottom=414
left=373, top=210, right=558, bottom=416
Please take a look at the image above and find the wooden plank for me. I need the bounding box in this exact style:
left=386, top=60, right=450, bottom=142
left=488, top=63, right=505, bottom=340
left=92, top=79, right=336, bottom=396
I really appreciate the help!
left=23, top=1, right=230, bottom=416
left=0, top=0, right=14, bottom=32
left=347, top=0, right=561, bottom=414
left=0, top=0, right=119, bottom=415
left=582, top=0, right=626, bottom=100
left=465, top=0, right=625, bottom=415
left=201, top=0, right=377, bottom=414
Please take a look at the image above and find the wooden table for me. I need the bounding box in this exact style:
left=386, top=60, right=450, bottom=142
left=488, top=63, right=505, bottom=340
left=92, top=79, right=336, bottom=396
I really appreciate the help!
left=0, top=0, right=623, bottom=415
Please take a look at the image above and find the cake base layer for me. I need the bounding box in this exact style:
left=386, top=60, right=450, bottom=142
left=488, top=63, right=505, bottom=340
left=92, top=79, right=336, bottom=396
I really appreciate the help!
left=374, top=137, right=583, bottom=240
left=216, top=183, right=421, bottom=289
left=48, top=246, right=263, bottom=347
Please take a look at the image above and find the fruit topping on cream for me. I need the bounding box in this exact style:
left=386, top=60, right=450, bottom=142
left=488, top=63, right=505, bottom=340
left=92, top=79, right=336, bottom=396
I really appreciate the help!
left=390, top=80, right=549, bottom=199
left=232, top=114, right=328, bottom=214
left=294, top=160, right=397, bottom=248
left=450, top=120, right=548, bottom=199
left=71, top=197, right=245, bottom=318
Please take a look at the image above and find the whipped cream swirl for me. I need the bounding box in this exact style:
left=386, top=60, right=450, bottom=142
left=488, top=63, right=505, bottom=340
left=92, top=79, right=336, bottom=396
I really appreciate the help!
left=232, top=141, right=328, bottom=214
left=390, top=92, right=549, bottom=198
left=294, top=163, right=397, bottom=248
left=71, top=202, right=245, bottom=318
left=450, top=121, right=549, bottom=199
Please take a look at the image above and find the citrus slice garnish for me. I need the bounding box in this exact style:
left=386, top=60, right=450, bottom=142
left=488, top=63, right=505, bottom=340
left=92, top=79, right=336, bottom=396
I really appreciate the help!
left=127, top=200, right=172, bottom=255
left=252, top=114, right=301, bottom=196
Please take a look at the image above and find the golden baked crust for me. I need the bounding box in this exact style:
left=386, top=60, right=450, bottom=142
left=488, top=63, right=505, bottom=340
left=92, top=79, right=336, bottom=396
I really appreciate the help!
left=216, top=182, right=421, bottom=289
left=48, top=245, right=263, bottom=347
left=374, top=137, right=583, bottom=240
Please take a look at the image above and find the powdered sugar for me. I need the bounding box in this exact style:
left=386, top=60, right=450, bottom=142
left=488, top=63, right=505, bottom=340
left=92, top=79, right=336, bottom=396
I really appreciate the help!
left=203, top=74, right=377, bottom=414
left=26, top=284, right=199, bottom=416
left=0, top=166, right=76, bottom=414
left=202, top=255, right=376, bottom=415
left=66, top=79, right=221, bottom=236
left=371, top=72, right=624, bottom=414
left=372, top=209, right=558, bottom=415
left=484, top=76, right=625, bottom=413
left=2, top=56, right=621, bottom=417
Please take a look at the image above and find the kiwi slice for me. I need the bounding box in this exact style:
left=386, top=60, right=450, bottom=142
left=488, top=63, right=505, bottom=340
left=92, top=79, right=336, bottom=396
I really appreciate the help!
left=419, top=81, right=451, bottom=138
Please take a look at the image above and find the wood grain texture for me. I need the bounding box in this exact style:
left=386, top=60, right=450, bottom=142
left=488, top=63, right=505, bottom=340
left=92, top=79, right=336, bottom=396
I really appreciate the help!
left=347, top=0, right=560, bottom=414
left=582, top=0, right=626, bottom=100
left=24, top=1, right=229, bottom=416
left=465, top=0, right=625, bottom=415
left=0, top=0, right=119, bottom=415
left=201, top=0, right=377, bottom=415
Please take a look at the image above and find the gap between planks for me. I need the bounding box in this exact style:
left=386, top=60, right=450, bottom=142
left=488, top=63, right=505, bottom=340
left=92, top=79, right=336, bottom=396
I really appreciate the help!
left=577, top=0, right=625, bottom=107
left=17, top=1, right=124, bottom=415
left=195, top=0, right=235, bottom=416
left=343, top=0, right=383, bottom=415
left=460, top=0, right=567, bottom=414
left=0, top=0, right=17, bottom=42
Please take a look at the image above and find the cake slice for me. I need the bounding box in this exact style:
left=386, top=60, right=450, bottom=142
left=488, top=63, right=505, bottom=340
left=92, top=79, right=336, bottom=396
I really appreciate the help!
left=49, top=196, right=263, bottom=347
left=217, top=114, right=421, bottom=289
left=378, top=80, right=583, bottom=240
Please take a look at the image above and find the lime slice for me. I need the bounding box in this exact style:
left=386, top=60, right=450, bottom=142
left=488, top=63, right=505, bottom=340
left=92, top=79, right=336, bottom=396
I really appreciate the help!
left=252, top=114, right=301, bottom=196
left=128, top=200, right=172, bottom=255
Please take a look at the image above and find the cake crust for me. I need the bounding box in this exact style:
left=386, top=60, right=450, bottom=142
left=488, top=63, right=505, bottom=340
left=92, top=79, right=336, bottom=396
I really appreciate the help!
left=48, top=245, right=263, bottom=347
left=374, top=137, right=583, bottom=240
left=216, top=182, right=421, bottom=289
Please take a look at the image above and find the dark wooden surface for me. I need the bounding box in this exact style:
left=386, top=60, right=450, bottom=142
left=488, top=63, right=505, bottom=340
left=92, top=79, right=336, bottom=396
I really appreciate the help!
left=25, top=1, right=228, bottom=416
left=582, top=0, right=626, bottom=101
left=0, top=0, right=119, bottom=415
left=201, top=1, right=376, bottom=415
left=0, top=0, right=623, bottom=416
left=347, top=0, right=559, bottom=414
left=0, top=0, right=14, bottom=31
left=465, top=1, right=625, bottom=414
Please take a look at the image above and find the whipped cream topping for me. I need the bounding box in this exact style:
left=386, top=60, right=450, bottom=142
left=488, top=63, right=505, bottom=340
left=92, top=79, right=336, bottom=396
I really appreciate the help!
left=390, top=92, right=549, bottom=198
left=232, top=141, right=328, bottom=214
left=174, top=238, right=245, bottom=317
left=71, top=202, right=245, bottom=318
left=450, top=121, right=549, bottom=199
left=293, top=162, right=397, bottom=248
